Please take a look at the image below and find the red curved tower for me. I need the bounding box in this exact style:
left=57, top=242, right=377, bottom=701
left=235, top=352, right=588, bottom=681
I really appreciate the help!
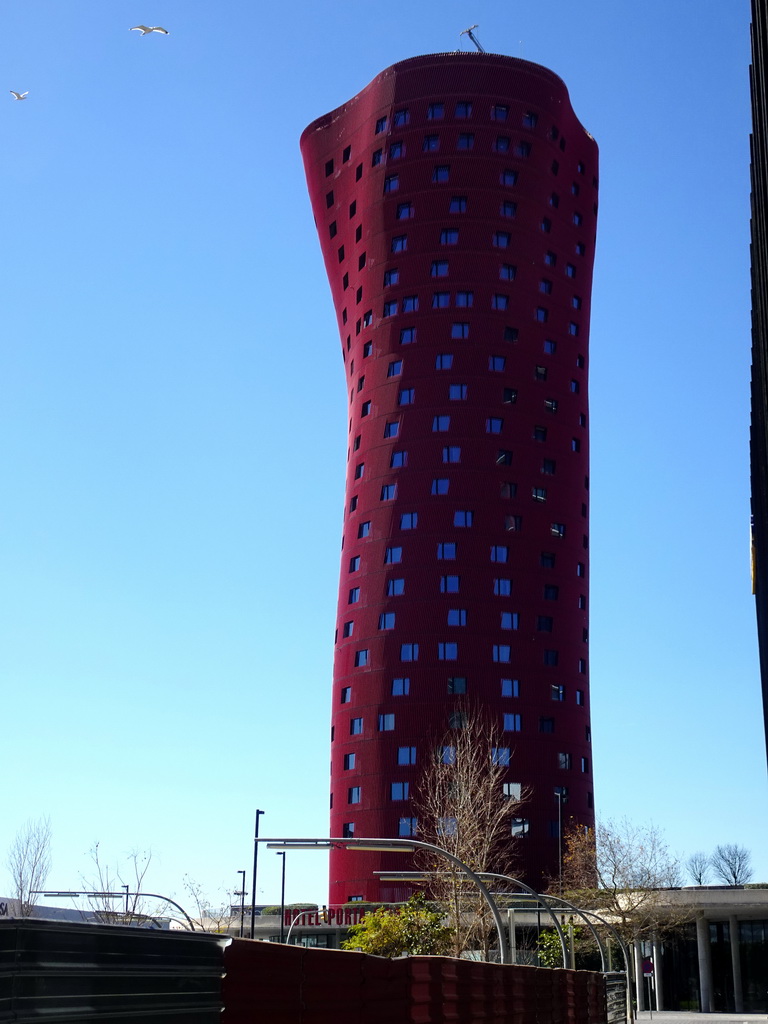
left=301, top=52, right=598, bottom=903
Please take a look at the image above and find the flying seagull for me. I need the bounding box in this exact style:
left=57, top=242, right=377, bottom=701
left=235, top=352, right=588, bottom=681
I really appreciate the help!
left=130, top=25, right=168, bottom=35
left=10, top=91, right=28, bottom=100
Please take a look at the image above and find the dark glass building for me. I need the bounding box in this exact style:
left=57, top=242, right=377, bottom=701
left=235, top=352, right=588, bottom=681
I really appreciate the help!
left=301, top=53, right=599, bottom=903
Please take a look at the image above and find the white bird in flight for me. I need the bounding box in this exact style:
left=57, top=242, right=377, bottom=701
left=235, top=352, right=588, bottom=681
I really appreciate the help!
left=10, top=91, right=28, bottom=100
left=130, top=25, right=168, bottom=35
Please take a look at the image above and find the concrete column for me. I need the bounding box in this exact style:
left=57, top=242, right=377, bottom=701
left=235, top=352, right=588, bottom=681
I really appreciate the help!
left=634, top=941, right=645, bottom=1012
left=652, top=933, right=664, bottom=1011
left=728, top=915, right=743, bottom=1013
left=696, top=914, right=713, bottom=1012
left=507, top=909, right=517, bottom=965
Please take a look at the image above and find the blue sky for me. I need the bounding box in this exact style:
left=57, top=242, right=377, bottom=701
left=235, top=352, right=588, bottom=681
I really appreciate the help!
left=1, top=0, right=764, bottom=914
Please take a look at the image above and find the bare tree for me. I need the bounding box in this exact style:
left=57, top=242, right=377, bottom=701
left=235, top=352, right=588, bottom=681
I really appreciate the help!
left=81, top=843, right=160, bottom=924
left=558, top=818, right=684, bottom=945
left=182, top=875, right=234, bottom=933
left=414, top=704, right=529, bottom=958
left=686, top=851, right=712, bottom=885
left=6, top=817, right=52, bottom=916
left=710, top=844, right=753, bottom=886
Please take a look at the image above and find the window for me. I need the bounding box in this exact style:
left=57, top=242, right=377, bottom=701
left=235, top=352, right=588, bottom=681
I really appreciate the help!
left=544, top=585, right=559, bottom=600
left=371, top=149, right=383, bottom=167
left=340, top=682, right=352, bottom=700
left=400, top=327, right=416, bottom=344
left=504, top=326, right=519, bottom=341
left=579, top=657, right=587, bottom=674
left=492, top=747, right=511, bottom=766
left=443, top=446, right=461, bottom=463
left=437, top=542, right=456, bottom=560
left=573, top=211, right=583, bottom=225
left=493, top=645, right=511, bottom=663
left=438, top=817, right=458, bottom=837
left=497, top=449, right=513, bottom=465
left=379, top=612, right=396, bottom=629
left=393, top=108, right=409, bottom=126
left=511, top=818, right=529, bottom=837
left=500, top=201, right=516, bottom=218
left=343, top=753, right=356, bottom=770
left=391, top=782, right=409, bottom=800
left=400, top=643, right=419, bottom=661
left=343, top=822, right=355, bottom=838
left=361, top=400, right=371, bottom=417
left=489, top=355, right=506, bottom=371
left=572, top=295, right=582, bottom=310
left=400, top=512, right=417, bottom=529
left=357, top=521, right=371, bottom=539
left=440, top=574, right=460, bottom=593
left=385, top=546, right=403, bottom=564
left=455, top=101, right=472, bottom=118
left=544, top=340, right=557, bottom=355
left=541, top=217, right=551, bottom=233
left=515, top=140, right=531, bottom=157
left=440, top=229, right=459, bottom=245
left=492, top=294, right=509, bottom=310
left=423, top=134, right=439, bottom=151
left=432, top=165, right=450, bottom=182
left=494, top=135, right=511, bottom=152
left=501, top=678, right=520, bottom=697
left=455, top=291, right=473, bottom=308
left=576, top=689, right=585, bottom=706
left=535, top=307, right=548, bottom=323
left=533, top=426, right=547, bottom=441
left=549, top=192, right=559, bottom=209
left=378, top=713, right=395, bottom=731
left=387, top=360, right=403, bottom=379
left=493, top=231, right=511, bottom=248
left=329, top=220, right=337, bottom=239
left=348, top=587, right=360, bottom=604
left=544, top=398, right=558, bottom=413
left=397, top=202, right=414, bottom=220
left=435, top=353, right=453, bottom=369
left=399, top=817, right=418, bottom=837
left=441, top=746, right=456, bottom=765
left=494, top=578, right=512, bottom=596
left=551, top=523, right=566, bottom=538
left=449, top=196, right=467, bottom=213
left=325, top=158, right=334, bottom=177
left=503, top=782, right=522, bottom=801
left=398, top=746, right=417, bottom=765
left=348, top=786, right=361, bottom=804
left=543, top=649, right=558, bottom=666
left=349, top=556, right=360, bottom=572
left=431, top=478, right=449, bottom=495
left=391, top=235, right=407, bottom=252
left=492, top=104, right=509, bottom=121
left=490, top=545, right=508, bottom=563
left=501, top=611, right=519, bottom=630
left=428, top=103, right=444, bottom=120
left=387, top=577, right=405, bottom=596
left=350, top=717, right=363, bottom=735
left=457, top=132, right=474, bottom=149
left=551, top=684, right=564, bottom=701
left=431, top=260, right=449, bottom=277
left=384, top=269, right=400, bottom=287
left=354, top=649, right=369, bottom=667
left=384, top=421, right=399, bottom=438
left=486, top=417, right=503, bottom=434
left=363, top=340, right=372, bottom=357
left=448, top=384, right=467, bottom=400
left=392, top=677, right=410, bottom=696
left=432, top=292, right=450, bottom=308
left=500, top=263, right=516, bottom=281
left=568, top=323, right=580, bottom=337
left=532, top=487, right=547, bottom=502
left=505, top=514, right=522, bottom=531
left=566, top=262, right=577, bottom=277
left=398, top=389, right=415, bottom=406
left=380, top=484, right=396, bottom=501
left=503, top=388, right=517, bottom=404
left=572, top=438, right=581, bottom=452
left=349, top=496, right=358, bottom=512
left=523, top=110, right=538, bottom=127
left=438, top=642, right=458, bottom=660
left=453, top=510, right=473, bottom=527
left=383, top=174, right=399, bottom=193
left=501, top=168, right=518, bottom=185
left=448, top=710, right=467, bottom=729
left=581, top=756, right=590, bottom=773
left=402, top=296, right=418, bottom=312
left=375, top=116, right=387, bottom=134
left=342, top=145, right=351, bottom=163
left=354, top=462, right=365, bottom=478
left=504, top=713, right=522, bottom=731
left=541, top=552, right=555, bottom=568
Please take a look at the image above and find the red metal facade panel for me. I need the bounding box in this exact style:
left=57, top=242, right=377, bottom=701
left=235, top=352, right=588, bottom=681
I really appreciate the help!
left=301, top=53, right=598, bottom=901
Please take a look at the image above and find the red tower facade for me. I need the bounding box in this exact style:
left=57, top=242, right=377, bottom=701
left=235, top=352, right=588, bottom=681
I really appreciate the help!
left=301, top=53, right=598, bottom=903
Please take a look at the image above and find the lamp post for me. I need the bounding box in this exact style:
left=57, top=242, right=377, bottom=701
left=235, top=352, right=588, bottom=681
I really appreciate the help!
left=236, top=870, right=247, bottom=938
left=555, top=789, right=566, bottom=891
left=276, top=851, right=287, bottom=943
left=258, top=836, right=508, bottom=964
left=249, top=809, right=264, bottom=939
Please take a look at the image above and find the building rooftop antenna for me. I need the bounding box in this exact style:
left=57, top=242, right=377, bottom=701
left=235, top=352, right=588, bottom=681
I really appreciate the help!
left=460, top=25, right=485, bottom=53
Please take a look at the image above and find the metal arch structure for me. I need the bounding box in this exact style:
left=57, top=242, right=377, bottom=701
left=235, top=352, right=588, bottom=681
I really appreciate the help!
left=259, top=837, right=509, bottom=964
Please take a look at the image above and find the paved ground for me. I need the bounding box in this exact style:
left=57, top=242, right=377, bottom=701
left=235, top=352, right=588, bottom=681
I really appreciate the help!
left=636, top=1014, right=768, bottom=1023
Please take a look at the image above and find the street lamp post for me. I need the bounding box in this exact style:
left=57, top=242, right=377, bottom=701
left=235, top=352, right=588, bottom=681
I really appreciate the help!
left=276, top=852, right=287, bottom=943
left=249, top=809, right=264, bottom=940
left=236, top=870, right=247, bottom=938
